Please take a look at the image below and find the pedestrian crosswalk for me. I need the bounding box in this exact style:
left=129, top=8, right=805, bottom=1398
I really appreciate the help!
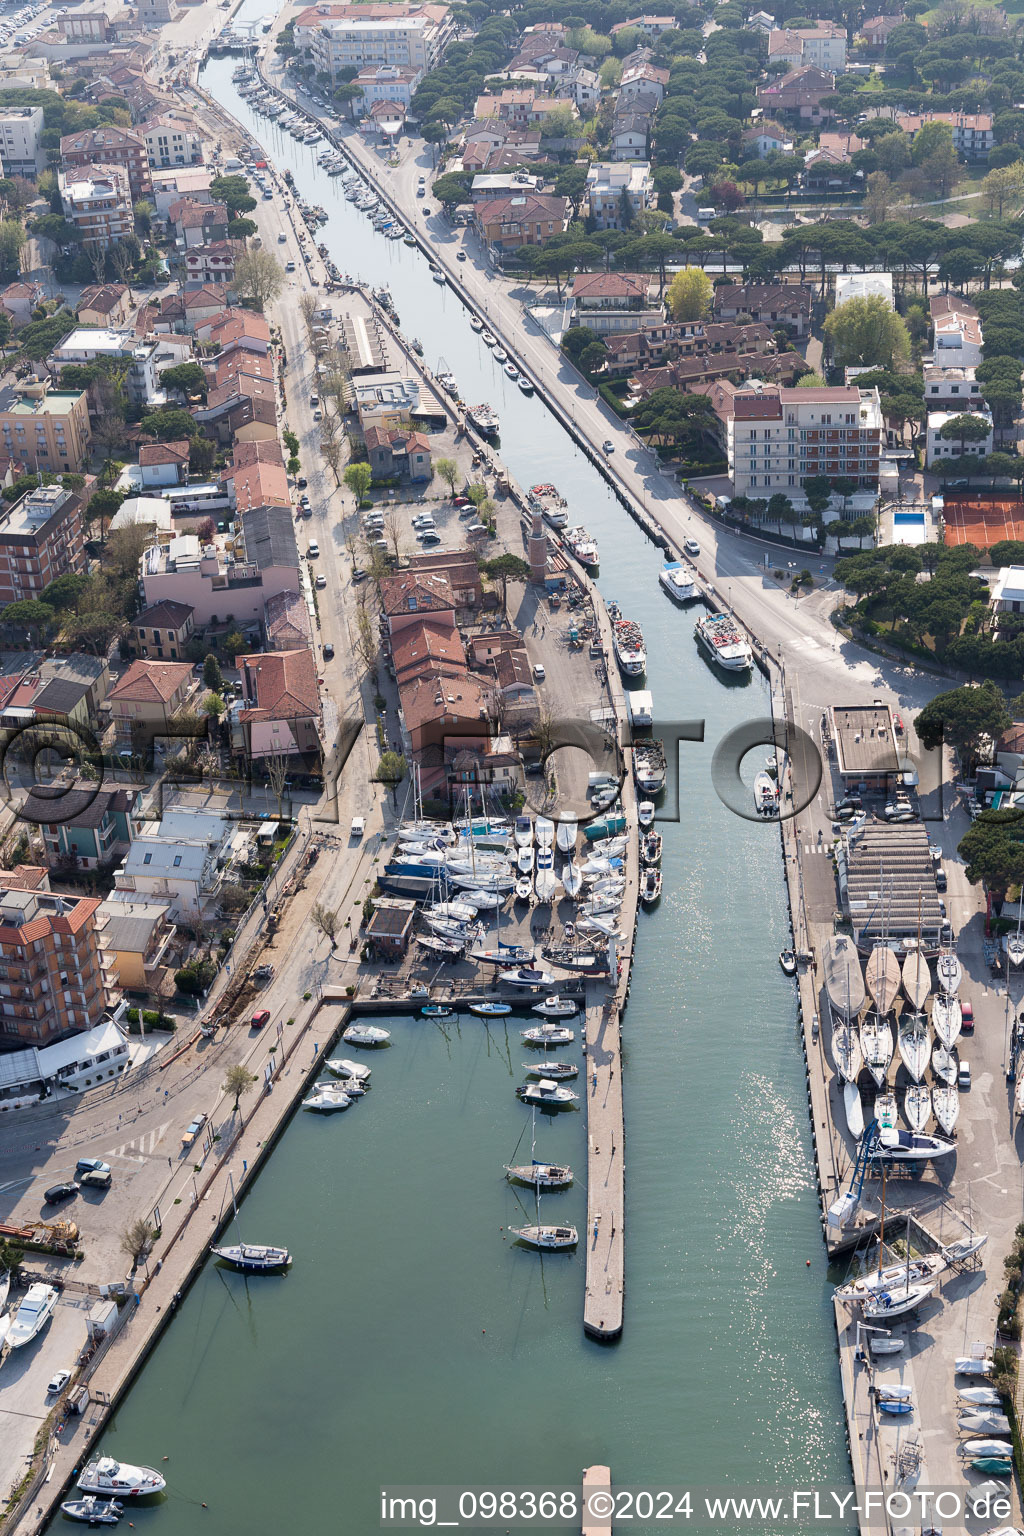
left=104, top=1122, right=170, bottom=1163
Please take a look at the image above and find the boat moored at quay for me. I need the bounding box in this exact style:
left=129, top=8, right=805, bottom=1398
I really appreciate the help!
left=609, top=606, right=646, bottom=677
left=694, top=612, right=753, bottom=674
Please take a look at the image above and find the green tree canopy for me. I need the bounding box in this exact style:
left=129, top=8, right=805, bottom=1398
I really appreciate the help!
left=823, top=295, right=911, bottom=370
left=915, top=680, right=1010, bottom=770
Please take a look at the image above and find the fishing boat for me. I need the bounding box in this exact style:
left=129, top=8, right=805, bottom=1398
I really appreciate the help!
left=694, top=612, right=753, bottom=673
left=875, top=1091, right=898, bottom=1130
left=421, top=1004, right=454, bottom=1019
left=753, top=771, right=779, bottom=817
left=932, top=994, right=962, bottom=1049
left=533, top=996, right=577, bottom=1019
left=467, top=403, right=499, bottom=436
left=505, top=1160, right=573, bottom=1187
left=612, top=616, right=646, bottom=677
left=343, top=1024, right=391, bottom=1046
left=874, top=1126, right=956, bottom=1161
left=937, top=949, right=962, bottom=994
left=303, top=1084, right=352, bottom=1112
left=7, top=1283, right=58, bottom=1347
left=60, top=1498, right=124, bottom=1525
left=556, top=814, right=579, bottom=853
left=844, top=1082, right=864, bottom=1138
left=861, top=1280, right=938, bottom=1319
left=500, top=965, right=556, bottom=988
left=469, top=1001, right=512, bottom=1017
left=640, top=868, right=662, bottom=906
left=831, top=1017, right=863, bottom=1083
left=897, top=1016, right=930, bottom=1083
left=564, top=526, right=599, bottom=568
left=904, top=1084, right=931, bottom=1132
left=860, top=1014, right=893, bottom=1087
left=516, top=1078, right=578, bottom=1108
left=659, top=561, right=698, bottom=602
left=959, top=1388, right=1003, bottom=1408
left=901, top=949, right=930, bottom=1012
left=528, top=484, right=569, bottom=530
left=634, top=742, right=667, bottom=793
left=866, top=945, right=901, bottom=1014
left=522, top=1059, right=578, bottom=1079
left=932, top=1084, right=960, bottom=1135
left=823, top=935, right=866, bottom=1019
left=641, top=832, right=663, bottom=866
left=959, top=1413, right=1012, bottom=1434
left=522, top=1022, right=574, bottom=1045
left=325, top=1058, right=370, bottom=1081
left=77, top=1460, right=166, bottom=1498
left=638, top=801, right=655, bottom=828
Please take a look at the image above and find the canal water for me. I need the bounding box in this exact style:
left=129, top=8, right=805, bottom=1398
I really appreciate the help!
left=53, top=48, right=850, bottom=1533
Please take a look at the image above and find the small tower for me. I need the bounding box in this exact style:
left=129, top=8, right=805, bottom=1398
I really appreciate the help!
left=528, top=510, right=547, bottom=586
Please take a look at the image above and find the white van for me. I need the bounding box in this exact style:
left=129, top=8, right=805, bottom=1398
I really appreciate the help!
left=697, top=206, right=715, bottom=222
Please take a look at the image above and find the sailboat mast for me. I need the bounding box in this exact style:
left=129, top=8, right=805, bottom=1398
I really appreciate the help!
left=877, top=1165, right=887, bottom=1278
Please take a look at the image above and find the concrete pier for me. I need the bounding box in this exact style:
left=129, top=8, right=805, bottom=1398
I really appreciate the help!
left=582, top=1465, right=613, bottom=1535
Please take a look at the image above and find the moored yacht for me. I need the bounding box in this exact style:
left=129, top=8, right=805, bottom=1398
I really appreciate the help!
left=211, top=1241, right=293, bottom=1271
left=77, top=1459, right=166, bottom=1498
left=659, top=561, right=697, bottom=601
left=694, top=612, right=753, bottom=672
left=505, top=1160, right=573, bottom=1187
left=7, top=1282, right=58, bottom=1348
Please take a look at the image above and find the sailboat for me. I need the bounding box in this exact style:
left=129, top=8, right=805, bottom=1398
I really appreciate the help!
left=897, top=1014, right=930, bottom=1083
left=555, top=814, right=578, bottom=853
left=932, top=994, right=962, bottom=1049
left=831, top=1015, right=863, bottom=1083
left=904, top=1084, right=931, bottom=1132
left=509, top=1149, right=578, bottom=1248
left=932, top=1043, right=957, bottom=1084
left=874, top=1125, right=956, bottom=1161
left=936, top=949, right=962, bottom=994
left=505, top=1107, right=573, bottom=1188
left=561, top=861, right=583, bottom=899
left=860, top=1013, right=893, bottom=1087
left=901, top=948, right=930, bottom=1012
left=866, top=945, right=901, bottom=1014
left=861, top=1212, right=939, bottom=1318
left=932, top=1083, right=960, bottom=1135
left=211, top=1174, right=291, bottom=1273
left=844, top=1082, right=865, bottom=1137
left=823, top=935, right=865, bottom=1019
left=1009, top=903, right=1024, bottom=967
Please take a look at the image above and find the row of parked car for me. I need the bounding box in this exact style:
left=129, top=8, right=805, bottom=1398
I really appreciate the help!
left=44, top=1158, right=113, bottom=1205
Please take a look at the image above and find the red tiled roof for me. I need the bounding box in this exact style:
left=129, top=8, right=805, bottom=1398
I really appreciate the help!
left=238, top=648, right=319, bottom=717
left=108, top=659, right=193, bottom=704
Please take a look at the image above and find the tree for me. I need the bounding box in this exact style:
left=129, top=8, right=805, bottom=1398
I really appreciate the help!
left=203, top=653, right=223, bottom=693
left=480, top=551, right=530, bottom=616
left=982, top=163, right=1024, bottom=218
left=432, top=172, right=472, bottom=212
left=435, top=457, right=459, bottom=495
left=939, top=412, right=991, bottom=456
left=2, top=598, right=55, bottom=642
left=311, top=902, right=340, bottom=949
left=0, top=218, right=25, bottom=281
left=375, top=750, right=407, bottom=807
left=139, top=405, right=195, bottom=442
left=223, top=1063, right=257, bottom=1115
left=823, top=295, right=911, bottom=370
left=863, top=170, right=908, bottom=226
left=915, top=680, right=1010, bottom=771
left=160, top=361, right=207, bottom=402
left=666, top=266, right=712, bottom=321
left=120, top=1218, right=154, bottom=1272
left=958, top=808, right=1024, bottom=898
left=343, top=461, right=372, bottom=501
left=233, top=249, right=284, bottom=310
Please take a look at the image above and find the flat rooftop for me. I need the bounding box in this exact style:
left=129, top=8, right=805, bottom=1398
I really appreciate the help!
left=0, top=391, right=82, bottom=418
left=831, top=703, right=900, bottom=778
left=844, top=823, right=945, bottom=945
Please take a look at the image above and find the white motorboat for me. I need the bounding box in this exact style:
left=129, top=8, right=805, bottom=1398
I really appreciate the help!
left=556, top=814, right=578, bottom=853
left=457, top=888, right=503, bottom=909
left=516, top=846, right=534, bottom=876
left=505, top=1160, right=572, bottom=1187
left=823, top=934, right=866, bottom=1019
left=937, top=949, right=962, bottom=994
left=211, top=1241, right=292, bottom=1271
left=561, top=861, right=583, bottom=899
left=959, top=1387, right=1002, bottom=1407
left=943, top=1232, right=987, bottom=1263
left=874, top=1126, right=956, bottom=1161
left=659, top=561, right=697, bottom=601
left=904, top=1083, right=931, bottom=1132
left=956, top=1357, right=996, bottom=1378
left=860, top=1014, right=893, bottom=1087
left=533, top=996, right=577, bottom=1018
left=932, top=994, right=962, bottom=1049
left=343, top=1024, right=391, bottom=1046
left=500, top=966, right=556, bottom=988
left=303, top=1085, right=352, bottom=1112
left=522, top=1022, right=574, bottom=1045
left=866, top=945, right=901, bottom=1015
left=7, top=1283, right=58, bottom=1348
left=640, top=868, right=662, bottom=906
left=515, top=878, right=533, bottom=901
left=901, top=949, right=930, bottom=1012
left=932, top=1043, right=957, bottom=1085
left=844, top=1082, right=864, bottom=1138
left=835, top=1254, right=946, bottom=1302
left=932, top=1084, right=960, bottom=1135
left=326, top=1057, right=371, bottom=1080
left=535, top=817, right=554, bottom=848
left=514, top=815, right=533, bottom=849
left=516, top=1078, right=578, bottom=1108
left=897, top=1017, right=930, bottom=1083
left=861, top=1280, right=938, bottom=1318
left=77, top=1459, right=166, bottom=1497
left=637, top=801, right=655, bottom=828
left=753, top=771, right=779, bottom=817
left=510, top=1220, right=578, bottom=1248
left=831, top=1017, right=863, bottom=1084
left=875, top=1091, right=898, bottom=1129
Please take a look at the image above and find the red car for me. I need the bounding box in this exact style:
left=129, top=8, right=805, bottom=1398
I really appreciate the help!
left=960, top=1001, right=974, bottom=1033
left=250, top=1010, right=271, bottom=1030
left=453, top=496, right=471, bottom=507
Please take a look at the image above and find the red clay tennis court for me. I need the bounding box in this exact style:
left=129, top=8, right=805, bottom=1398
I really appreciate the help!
left=944, top=498, right=1024, bottom=548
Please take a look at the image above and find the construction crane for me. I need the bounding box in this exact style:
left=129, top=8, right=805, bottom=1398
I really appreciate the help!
left=827, top=1120, right=880, bottom=1232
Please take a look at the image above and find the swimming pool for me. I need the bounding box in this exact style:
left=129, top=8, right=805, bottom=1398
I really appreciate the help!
left=892, top=511, right=926, bottom=544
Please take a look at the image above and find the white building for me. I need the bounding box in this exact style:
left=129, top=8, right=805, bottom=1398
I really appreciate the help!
left=922, top=365, right=982, bottom=412
left=114, top=809, right=232, bottom=919
left=931, top=295, right=983, bottom=369
left=59, top=164, right=133, bottom=250
left=992, top=566, right=1024, bottom=614
left=0, top=1015, right=130, bottom=1109
left=0, top=105, right=44, bottom=177
left=834, top=272, right=894, bottom=309
left=767, top=22, right=847, bottom=72
left=925, top=409, right=993, bottom=467
left=48, top=328, right=178, bottom=406
left=585, top=160, right=652, bottom=229
left=715, top=380, right=884, bottom=503
left=141, top=114, right=205, bottom=170
left=353, top=62, right=422, bottom=107
left=303, top=6, right=455, bottom=81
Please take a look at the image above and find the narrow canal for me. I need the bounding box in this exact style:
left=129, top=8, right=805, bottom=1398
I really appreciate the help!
left=53, top=48, right=850, bottom=1532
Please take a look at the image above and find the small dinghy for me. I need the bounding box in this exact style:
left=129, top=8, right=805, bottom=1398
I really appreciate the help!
left=421, top=1004, right=454, bottom=1018
left=61, top=1499, right=124, bottom=1525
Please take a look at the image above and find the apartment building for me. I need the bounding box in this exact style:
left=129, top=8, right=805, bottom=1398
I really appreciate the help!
left=140, top=509, right=302, bottom=627
left=48, top=327, right=173, bottom=407
left=925, top=409, right=993, bottom=466
left=0, top=381, right=91, bottom=474
left=299, top=2, right=455, bottom=81
left=0, top=105, right=44, bottom=177
left=767, top=22, right=847, bottom=72
left=0, top=482, right=85, bottom=604
left=570, top=271, right=663, bottom=335
left=140, top=114, right=205, bottom=170
left=891, top=109, right=994, bottom=161
left=931, top=294, right=983, bottom=367
left=60, top=123, right=152, bottom=198
left=0, top=885, right=110, bottom=1047
left=712, top=381, right=884, bottom=501
left=59, top=164, right=134, bottom=250
left=474, top=192, right=569, bottom=251
left=353, top=62, right=422, bottom=106
left=585, top=161, right=652, bottom=230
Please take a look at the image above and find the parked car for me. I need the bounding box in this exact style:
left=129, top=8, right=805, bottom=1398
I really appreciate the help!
left=935, top=869, right=947, bottom=892
left=44, top=1181, right=79, bottom=1204
left=181, top=1113, right=207, bottom=1147
left=532, top=663, right=545, bottom=682
left=297, top=477, right=308, bottom=489
left=277, top=232, right=287, bottom=243
left=960, top=1000, right=974, bottom=1034
left=285, top=261, right=296, bottom=272
left=47, top=1370, right=72, bottom=1395
left=315, top=572, right=327, bottom=589
left=250, top=1010, right=270, bottom=1029
left=75, top=1158, right=110, bottom=1177
left=958, top=1060, right=972, bottom=1090
left=453, top=496, right=471, bottom=508
left=351, top=569, right=367, bottom=584
left=351, top=816, right=365, bottom=838
left=323, top=641, right=335, bottom=659
left=307, top=541, right=319, bottom=558
left=80, top=1169, right=111, bottom=1190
